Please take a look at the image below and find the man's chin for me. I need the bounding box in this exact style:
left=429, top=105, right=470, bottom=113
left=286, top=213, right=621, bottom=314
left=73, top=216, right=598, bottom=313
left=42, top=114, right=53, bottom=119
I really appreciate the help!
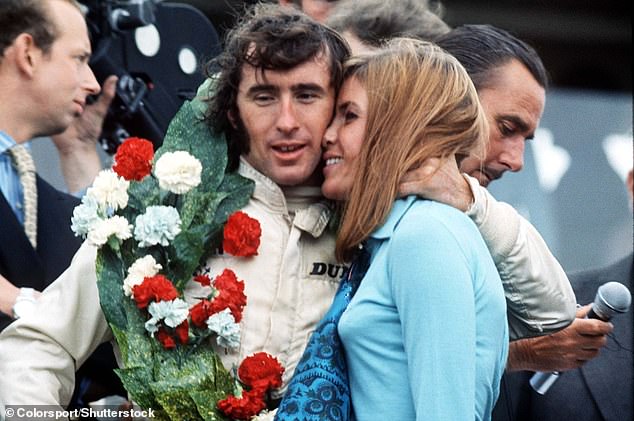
left=40, top=122, right=71, bottom=138
left=272, top=170, right=321, bottom=187
left=478, top=176, right=491, bottom=187
left=270, top=162, right=323, bottom=187
left=466, top=170, right=490, bottom=187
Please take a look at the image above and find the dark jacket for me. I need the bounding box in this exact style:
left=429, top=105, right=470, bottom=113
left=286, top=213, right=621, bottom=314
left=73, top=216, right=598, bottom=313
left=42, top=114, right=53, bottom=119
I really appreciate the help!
left=494, top=254, right=633, bottom=421
left=0, top=176, right=82, bottom=330
left=0, top=176, right=124, bottom=404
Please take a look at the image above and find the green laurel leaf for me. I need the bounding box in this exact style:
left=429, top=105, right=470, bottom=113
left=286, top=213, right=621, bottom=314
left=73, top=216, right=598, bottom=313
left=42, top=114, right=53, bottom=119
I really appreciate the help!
left=125, top=175, right=161, bottom=217
left=149, top=347, right=233, bottom=420
left=95, top=247, right=128, bottom=330
left=214, top=173, right=255, bottom=225
left=115, top=366, right=160, bottom=413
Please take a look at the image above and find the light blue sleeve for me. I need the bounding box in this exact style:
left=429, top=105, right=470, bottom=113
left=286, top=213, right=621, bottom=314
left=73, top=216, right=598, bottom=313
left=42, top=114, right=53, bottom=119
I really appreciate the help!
left=388, top=210, right=476, bottom=420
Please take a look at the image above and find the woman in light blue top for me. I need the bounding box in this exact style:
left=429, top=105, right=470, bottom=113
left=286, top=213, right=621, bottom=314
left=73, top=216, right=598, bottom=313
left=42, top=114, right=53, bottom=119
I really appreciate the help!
left=321, top=39, right=509, bottom=420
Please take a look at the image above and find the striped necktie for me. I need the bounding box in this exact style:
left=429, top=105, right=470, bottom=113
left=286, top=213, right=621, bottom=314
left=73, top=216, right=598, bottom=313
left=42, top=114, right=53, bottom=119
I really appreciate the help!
left=9, top=145, right=38, bottom=248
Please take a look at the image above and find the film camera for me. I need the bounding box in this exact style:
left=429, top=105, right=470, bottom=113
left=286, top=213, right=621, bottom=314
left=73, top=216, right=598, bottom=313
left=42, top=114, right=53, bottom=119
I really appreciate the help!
left=81, top=0, right=221, bottom=153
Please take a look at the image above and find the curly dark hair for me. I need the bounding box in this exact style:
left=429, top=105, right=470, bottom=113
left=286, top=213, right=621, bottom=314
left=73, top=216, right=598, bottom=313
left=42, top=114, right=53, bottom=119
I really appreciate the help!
left=205, top=3, right=350, bottom=170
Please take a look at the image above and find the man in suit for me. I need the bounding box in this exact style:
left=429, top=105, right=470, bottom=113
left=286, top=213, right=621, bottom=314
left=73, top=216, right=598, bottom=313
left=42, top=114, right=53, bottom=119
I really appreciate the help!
left=515, top=253, right=632, bottom=420
left=0, top=0, right=100, bottom=326
left=496, top=169, right=633, bottom=421
left=0, top=179, right=82, bottom=330
left=496, top=254, right=632, bottom=421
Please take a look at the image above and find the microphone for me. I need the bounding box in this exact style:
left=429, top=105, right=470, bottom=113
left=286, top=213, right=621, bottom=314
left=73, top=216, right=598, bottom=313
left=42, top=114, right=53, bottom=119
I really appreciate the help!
left=529, top=281, right=631, bottom=395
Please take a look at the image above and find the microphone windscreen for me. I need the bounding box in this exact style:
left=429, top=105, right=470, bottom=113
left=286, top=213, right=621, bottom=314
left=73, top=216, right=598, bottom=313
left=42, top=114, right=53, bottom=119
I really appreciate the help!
left=595, top=281, right=632, bottom=316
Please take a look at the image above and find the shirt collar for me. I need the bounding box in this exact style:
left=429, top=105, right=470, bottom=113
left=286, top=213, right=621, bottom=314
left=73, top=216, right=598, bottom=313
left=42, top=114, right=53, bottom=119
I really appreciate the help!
left=0, top=131, right=17, bottom=155
left=238, top=157, right=287, bottom=208
left=237, top=157, right=333, bottom=237
left=370, top=195, right=418, bottom=241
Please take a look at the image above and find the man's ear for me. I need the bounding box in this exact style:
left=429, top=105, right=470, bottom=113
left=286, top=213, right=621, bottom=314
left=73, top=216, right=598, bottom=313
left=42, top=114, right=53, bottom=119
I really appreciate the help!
left=227, top=109, right=238, bottom=129
left=12, top=33, right=41, bottom=78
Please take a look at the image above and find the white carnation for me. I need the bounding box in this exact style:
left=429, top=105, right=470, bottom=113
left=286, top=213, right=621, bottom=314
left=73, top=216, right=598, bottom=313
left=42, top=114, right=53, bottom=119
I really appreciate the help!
left=86, top=215, right=132, bottom=247
left=86, top=169, right=130, bottom=211
left=109, top=215, right=133, bottom=241
left=70, top=195, right=101, bottom=237
left=206, top=308, right=240, bottom=349
left=145, top=298, right=190, bottom=334
left=87, top=219, right=110, bottom=246
left=251, top=410, right=276, bottom=421
left=123, top=255, right=163, bottom=297
left=133, top=206, right=181, bottom=248
left=154, top=151, right=202, bottom=194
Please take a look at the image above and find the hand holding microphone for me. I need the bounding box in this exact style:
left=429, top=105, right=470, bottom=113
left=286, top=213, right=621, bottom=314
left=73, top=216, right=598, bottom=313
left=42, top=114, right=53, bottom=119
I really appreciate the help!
left=529, top=281, right=631, bottom=394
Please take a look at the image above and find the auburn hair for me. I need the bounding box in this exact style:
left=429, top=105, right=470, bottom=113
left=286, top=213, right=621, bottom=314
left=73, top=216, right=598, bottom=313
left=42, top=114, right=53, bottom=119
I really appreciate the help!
left=335, top=38, right=488, bottom=262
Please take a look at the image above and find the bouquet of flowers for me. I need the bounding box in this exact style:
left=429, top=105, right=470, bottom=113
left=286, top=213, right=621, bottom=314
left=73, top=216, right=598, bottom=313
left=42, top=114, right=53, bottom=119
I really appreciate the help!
left=71, top=92, right=283, bottom=420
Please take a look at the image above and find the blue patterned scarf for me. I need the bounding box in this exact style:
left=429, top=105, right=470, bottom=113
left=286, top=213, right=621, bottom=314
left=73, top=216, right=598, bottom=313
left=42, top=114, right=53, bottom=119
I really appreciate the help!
left=275, top=246, right=370, bottom=421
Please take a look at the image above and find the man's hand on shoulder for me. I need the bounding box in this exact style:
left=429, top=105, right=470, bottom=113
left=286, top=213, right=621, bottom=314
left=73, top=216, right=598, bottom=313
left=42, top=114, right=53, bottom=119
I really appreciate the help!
left=398, top=156, right=474, bottom=212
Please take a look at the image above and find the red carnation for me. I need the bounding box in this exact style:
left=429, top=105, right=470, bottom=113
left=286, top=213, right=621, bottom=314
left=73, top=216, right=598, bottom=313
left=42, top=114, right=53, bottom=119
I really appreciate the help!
left=112, top=137, right=154, bottom=181
left=156, top=327, right=176, bottom=349
left=217, top=389, right=266, bottom=420
left=132, top=274, right=179, bottom=309
left=210, top=269, right=247, bottom=322
left=193, top=274, right=211, bottom=286
left=238, top=352, right=284, bottom=393
left=189, top=299, right=215, bottom=328
left=223, top=211, right=261, bottom=257
left=154, top=321, right=188, bottom=350
left=175, top=320, right=189, bottom=345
